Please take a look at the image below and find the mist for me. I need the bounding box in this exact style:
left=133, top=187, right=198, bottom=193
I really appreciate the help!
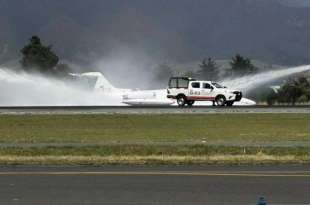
left=1, top=64, right=310, bottom=106
left=0, top=68, right=122, bottom=106
left=91, top=46, right=160, bottom=89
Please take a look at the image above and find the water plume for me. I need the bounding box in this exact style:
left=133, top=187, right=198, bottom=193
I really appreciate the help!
left=221, top=65, right=310, bottom=93
left=0, top=68, right=122, bottom=106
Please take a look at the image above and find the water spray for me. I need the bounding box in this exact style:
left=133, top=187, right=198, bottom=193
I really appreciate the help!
left=220, top=65, right=310, bottom=93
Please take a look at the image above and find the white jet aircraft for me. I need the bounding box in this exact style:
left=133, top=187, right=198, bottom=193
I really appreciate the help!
left=70, top=72, right=256, bottom=106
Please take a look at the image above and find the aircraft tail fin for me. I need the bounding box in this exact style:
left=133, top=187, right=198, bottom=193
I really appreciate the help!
left=79, top=72, right=117, bottom=92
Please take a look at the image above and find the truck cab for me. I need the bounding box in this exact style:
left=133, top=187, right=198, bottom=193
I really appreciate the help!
left=167, top=77, right=242, bottom=106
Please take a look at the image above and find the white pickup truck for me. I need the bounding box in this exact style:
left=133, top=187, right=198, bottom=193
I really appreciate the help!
left=167, top=77, right=242, bottom=106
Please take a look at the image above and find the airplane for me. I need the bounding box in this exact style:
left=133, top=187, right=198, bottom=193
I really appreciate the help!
left=69, top=72, right=256, bottom=106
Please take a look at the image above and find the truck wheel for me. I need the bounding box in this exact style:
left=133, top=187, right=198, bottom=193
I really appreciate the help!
left=177, top=95, right=187, bottom=107
left=226, top=101, right=234, bottom=106
left=215, top=95, right=226, bottom=106
left=187, top=100, right=195, bottom=106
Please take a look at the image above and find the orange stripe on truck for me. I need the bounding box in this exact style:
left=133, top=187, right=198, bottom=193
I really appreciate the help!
left=187, top=96, right=215, bottom=100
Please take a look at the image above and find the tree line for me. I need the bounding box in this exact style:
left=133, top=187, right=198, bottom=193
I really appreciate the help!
left=197, top=54, right=257, bottom=80
left=154, top=54, right=257, bottom=85
left=21, top=35, right=257, bottom=81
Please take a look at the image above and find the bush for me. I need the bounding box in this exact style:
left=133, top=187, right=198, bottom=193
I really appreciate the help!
left=271, top=76, right=310, bottom=105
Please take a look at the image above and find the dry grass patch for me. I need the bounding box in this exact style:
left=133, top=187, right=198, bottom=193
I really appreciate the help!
left=0, top=154, right=309, bottom=165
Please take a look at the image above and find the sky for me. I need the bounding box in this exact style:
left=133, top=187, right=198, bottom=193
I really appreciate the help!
left=1, top=0, right=310, bottom=73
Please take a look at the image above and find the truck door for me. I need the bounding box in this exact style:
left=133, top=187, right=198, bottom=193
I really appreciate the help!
left=201, top=83, right=215, bottom=100
left=189, top=82, right=201, bottom=98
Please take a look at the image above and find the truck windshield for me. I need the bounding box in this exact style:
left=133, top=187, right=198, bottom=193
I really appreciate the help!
left=211, top=82, right=224, bottom=88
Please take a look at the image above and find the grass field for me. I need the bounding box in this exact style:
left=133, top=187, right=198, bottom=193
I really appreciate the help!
left=1, top=114, right=310, bottom=144
left=0, top=113, right=310, bottom=164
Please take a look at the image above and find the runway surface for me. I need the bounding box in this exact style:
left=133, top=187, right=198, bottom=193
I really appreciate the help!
left=1, top=106, right=310, bottom=114
left=0, top=165, right=309, bottom=205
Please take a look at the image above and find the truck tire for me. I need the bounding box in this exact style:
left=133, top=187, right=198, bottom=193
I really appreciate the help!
left=187, top=100, right=195, bottom=106
left=177, top=95, right=187, bottom=107
left=226, top=101, right=234, bottom=106
left=215, top=95, right=226, bottom=106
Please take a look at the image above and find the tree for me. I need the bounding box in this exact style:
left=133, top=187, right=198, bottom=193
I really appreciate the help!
left=197, top=58, right=218, bottom=81
left=278, top=82, right=301, bottom=105
left=266, top=90, right=278, bottom=106
left=230, top=54, right=257, bottom=76
left=20, top=36, right=59, bottom=73
left=277, top=77, right=310, bottom=105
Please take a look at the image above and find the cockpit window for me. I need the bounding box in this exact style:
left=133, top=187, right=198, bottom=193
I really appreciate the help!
left=211, top=82, right=224, bottom=88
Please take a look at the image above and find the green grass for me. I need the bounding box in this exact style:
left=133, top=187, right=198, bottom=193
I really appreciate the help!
left=0, top=113, right=310, bottom=164
left=0, top=114, right=310, bottom=144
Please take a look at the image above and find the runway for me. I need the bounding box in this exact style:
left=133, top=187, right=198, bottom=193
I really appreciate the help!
left=1, top=106, right=310, bottom=114
left=0, top=165, right=309, bottom=205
